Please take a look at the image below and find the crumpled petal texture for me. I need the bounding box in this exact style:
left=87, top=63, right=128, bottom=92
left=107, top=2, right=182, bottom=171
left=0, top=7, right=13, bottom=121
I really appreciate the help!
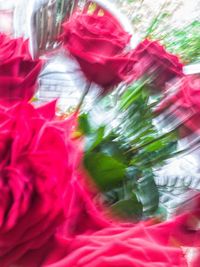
left=39, top=185, right=200, bottom=267
left=130, top=39, right=184, bottom=90
left=41, top=214, right=200, bottom=267
left=155, top=75, right=200, bottom=133
left=61, top=13, right=183, bottom=94
left=0, top=100, right=82, bottom=267
left=0, top=33, right=42, bottom=101
left=61, top=13, right=134, bottom=93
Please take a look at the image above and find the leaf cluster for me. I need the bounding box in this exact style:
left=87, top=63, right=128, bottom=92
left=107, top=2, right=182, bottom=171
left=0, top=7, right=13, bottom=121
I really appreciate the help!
left=79, top=80, right=178, bottom=220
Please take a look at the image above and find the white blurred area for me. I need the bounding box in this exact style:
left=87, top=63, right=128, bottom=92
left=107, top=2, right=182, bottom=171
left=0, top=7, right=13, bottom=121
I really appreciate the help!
left=112, top=0, right=200, bottom=39
left=0, top=0, right=15, bottom=34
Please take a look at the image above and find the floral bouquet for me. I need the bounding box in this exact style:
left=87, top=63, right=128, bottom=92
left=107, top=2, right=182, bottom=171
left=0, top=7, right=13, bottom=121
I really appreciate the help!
left=0, top=1, right=200, bottom=266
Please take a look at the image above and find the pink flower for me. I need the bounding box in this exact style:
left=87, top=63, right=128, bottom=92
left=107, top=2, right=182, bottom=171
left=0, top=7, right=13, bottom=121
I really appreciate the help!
left=155, top=75, right=200, bottom=135
left=130, top=39, right=183, bottom=90
left=0, top=100, right=81, bottom=267
left=41, top=214, right=200, bottom=267
left=61, top=13, right=135, bottom=94
left=0, top=34, right=42, bottom=101
left=0, top=33, right=31, bottom=61
left=40, top=184, right=200, bottom=267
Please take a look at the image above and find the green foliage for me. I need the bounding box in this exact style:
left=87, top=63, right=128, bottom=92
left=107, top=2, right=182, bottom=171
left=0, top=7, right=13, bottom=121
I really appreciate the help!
left=130, top=0, right=199, bottom=64
left=111, top=195, right=143, bottom=220
left=84, top=153, right=126, bottom=191
left=163, top=21, right=200, bottom=64
left=150, top=20, right=200, bottom=64
left=79, top=80, right=178, bottom=220
left=79, top=113, right=91, bottom=135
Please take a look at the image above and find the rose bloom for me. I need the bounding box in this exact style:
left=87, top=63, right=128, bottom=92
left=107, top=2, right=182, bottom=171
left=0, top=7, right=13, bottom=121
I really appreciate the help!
left=130, top=39, right=184, bottom=91
left=155, top=75, right=200, bottom=136
left=41, top=210, right=200, bottom=267
left=61, top=12, right=136, bottom=94
left=0, top=100, right=82, bottom=267
left=0, top=33, right=42, bottom=101
left=38, top=169, right=200, bottom=267
left=39, top=181, right=200, bottom=267
left=173, top=75, right=200, bottom=134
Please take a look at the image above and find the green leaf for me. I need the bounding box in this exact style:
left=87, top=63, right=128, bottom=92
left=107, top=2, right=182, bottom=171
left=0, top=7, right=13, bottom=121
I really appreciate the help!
left=84, top=152, right=126, bottom=191
left=126, top=166, right=140, bottom=182
left=144, top=139, right=166, bottom=152
left=136, top=174, right=159, bottom=214
left=85, top=126, right=105, bottom=152
left=120, top=81, right=146, bottom=109
left=154, top=206, right=168, bottom=220
left=78, top=113, right=91, bottom=135
left=111, top=194, right=143, bottom=220
left=100, top=141, right=128, bottom=164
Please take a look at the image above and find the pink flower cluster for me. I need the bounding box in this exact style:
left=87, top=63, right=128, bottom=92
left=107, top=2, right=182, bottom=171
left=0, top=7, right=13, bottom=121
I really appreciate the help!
left=61, top=12, right=183, bottom=94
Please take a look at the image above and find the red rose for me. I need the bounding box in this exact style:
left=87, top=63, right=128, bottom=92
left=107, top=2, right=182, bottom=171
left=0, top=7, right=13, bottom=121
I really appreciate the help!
left=40, top=182, right=200, bottom=267
left=9, top=176, right=112, bottom=267
left=0, top=101, right=81, bottom=267
left=60, top=178, right=111, bottom=237
left=0, top=33, right=31, bottom=61
left=174, top=75, right=200, bottom=134
left=0, top=33, right=42, bottom=101
left=130, top=39, right=184, bottom=90
left=42, top=217, right=195, bottom=267
left=155, top=75, right=200, bottom=135
left=61, top=13, right=135, bottom=94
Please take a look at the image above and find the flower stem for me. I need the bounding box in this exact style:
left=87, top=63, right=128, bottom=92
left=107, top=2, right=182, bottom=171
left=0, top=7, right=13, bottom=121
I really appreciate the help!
left=75, top=83, right=91, bottom=113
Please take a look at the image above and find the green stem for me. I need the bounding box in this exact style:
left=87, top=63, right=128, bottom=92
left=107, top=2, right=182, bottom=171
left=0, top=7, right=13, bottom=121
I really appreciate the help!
left=127, top=130, right=176, bottom=154
left=75, top=83, right=91, bottom=113
left=145, top=0, right=169, bottom=37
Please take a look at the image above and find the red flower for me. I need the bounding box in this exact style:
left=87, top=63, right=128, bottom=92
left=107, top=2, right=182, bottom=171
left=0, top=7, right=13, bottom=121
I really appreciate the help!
left=39, top=182, right=200, bottom=267
left=0, top=33, right=31, bottom=61
left=0, top=100, right=81, bottom=267
left=130, top=39, right=183, bottom=90
left=61, top=13, right=135, bottom=94
left=41, top=205, right=200, bottom=267
left=155, top=75, right=200, bottom=134
left=0, top=34, right=42, bottom=101
left=41, top=215, right=200, bottom=267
